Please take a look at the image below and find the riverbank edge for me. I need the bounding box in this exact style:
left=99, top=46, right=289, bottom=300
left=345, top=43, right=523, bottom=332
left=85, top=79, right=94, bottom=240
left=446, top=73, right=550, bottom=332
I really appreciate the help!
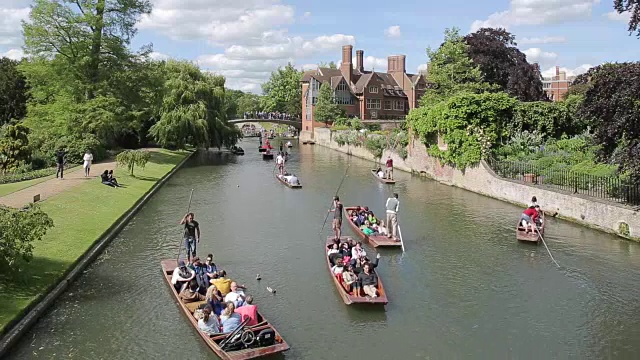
left=302, top=128, right=639, bottom=241
left=0, top=150, right=196, bottom=357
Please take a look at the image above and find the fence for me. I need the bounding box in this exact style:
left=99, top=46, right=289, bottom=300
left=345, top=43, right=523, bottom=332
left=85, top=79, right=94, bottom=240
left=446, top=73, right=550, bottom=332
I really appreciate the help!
left=485, top=157, right=640, bottom=206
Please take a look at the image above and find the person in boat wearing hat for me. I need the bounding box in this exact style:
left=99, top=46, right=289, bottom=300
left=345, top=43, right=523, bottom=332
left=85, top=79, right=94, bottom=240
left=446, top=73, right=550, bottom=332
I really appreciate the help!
left=171, top=260, right=195, bottom=292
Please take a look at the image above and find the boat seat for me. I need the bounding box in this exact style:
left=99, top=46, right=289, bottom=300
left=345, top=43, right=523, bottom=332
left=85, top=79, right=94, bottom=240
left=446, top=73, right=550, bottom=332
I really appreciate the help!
left=185, top=300, right=207, bottom=314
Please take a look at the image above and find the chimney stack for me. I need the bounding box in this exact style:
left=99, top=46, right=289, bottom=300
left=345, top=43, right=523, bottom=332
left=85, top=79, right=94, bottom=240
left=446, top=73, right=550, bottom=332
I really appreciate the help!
left=356, top=50, right=364, bottom=72
left=340, top=45, right=353, bottom=85
left=387, top=55, right=406, bottom=74
left=555, top=65, right=560, bottom=76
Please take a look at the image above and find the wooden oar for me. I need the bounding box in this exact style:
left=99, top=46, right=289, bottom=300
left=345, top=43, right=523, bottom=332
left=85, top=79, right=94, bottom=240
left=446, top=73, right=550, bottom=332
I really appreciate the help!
left=397, top=222, right=406, bottom=252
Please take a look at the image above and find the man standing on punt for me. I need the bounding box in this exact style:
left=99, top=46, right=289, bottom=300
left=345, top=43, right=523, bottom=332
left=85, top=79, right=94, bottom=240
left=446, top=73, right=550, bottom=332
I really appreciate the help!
left=329, top=196, right=343, bottom=241
left=385, top=193, right=399, bottom=242
left=180, top=212, right=200, bottom=263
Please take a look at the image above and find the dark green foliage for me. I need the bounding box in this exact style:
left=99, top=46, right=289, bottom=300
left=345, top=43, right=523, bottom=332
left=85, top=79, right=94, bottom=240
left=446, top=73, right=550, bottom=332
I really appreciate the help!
left=314, top=83, right=345, bottom=125
left=0, top=204, right=54, bottom=267
left=0, top=124, right=31, bottom=173
left=261, top=63, right=302, bottom=116
left=0, top=58, right=29, bottom=125
left=579, top=62, right=640, bottom=180
left=464, top=28, right=546, bottom=101
left=116, top=149, right=151, bottom=175
left=613, top=0, right=640, bottom=36
left=510, top=100, right=586, bottom=139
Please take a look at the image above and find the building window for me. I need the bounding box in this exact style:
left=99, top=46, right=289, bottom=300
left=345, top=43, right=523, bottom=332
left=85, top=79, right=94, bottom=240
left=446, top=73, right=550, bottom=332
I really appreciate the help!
left=336, top=81, right=349, bottom=91
left=366, top=98, right=381, bottom=109
left=335, top=95, right=354, bottom=105
left=312, top=97, right=318, bottom=105
left=384, top=100, right=391, bottom=110
left=368, top=86, right=378, bottom=93
left=393, top=100, right=404, bottom=111
left=312, top=79, right=320, bottom=91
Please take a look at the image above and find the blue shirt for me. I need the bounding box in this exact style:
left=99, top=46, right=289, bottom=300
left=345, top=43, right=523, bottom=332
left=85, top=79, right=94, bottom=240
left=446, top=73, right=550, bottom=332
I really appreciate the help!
left=221, top=313, right=242, bottom=333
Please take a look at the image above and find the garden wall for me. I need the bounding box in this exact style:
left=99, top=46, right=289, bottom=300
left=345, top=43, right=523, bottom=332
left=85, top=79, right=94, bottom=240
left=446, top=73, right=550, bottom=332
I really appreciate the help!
left=302, top=128, right=639, bottom=240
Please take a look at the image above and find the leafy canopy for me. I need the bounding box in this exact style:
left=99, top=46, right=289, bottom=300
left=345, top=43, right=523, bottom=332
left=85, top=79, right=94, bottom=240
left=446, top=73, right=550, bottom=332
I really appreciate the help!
left=464, top=28, right=546, bottom=101
left=0, top=204, right=54, bottom=268
left=314, top=83, right=344, bottom=125
left=0, top=58, right=29, bottom=125
left=261, top=63, right=302, bottom=116
left=614, top=0, right=640, bottom=36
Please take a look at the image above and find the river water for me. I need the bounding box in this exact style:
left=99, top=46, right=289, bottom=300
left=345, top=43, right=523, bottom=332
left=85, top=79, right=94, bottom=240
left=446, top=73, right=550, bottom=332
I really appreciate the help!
left=6, top=139, right=640, bottom=360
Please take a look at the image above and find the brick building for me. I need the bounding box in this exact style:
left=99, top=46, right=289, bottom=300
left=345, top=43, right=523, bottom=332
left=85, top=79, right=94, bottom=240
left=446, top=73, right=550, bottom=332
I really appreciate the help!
left=300, top=45, right=428, bottom=131
left=542, top=65, right=575, bottom=101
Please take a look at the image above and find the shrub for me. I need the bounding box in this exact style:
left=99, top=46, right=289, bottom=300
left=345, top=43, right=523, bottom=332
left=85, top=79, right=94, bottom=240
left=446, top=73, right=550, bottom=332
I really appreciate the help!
left=0, top=204, right=54, bottom=267
left=116, top=149, right=151, bottom=175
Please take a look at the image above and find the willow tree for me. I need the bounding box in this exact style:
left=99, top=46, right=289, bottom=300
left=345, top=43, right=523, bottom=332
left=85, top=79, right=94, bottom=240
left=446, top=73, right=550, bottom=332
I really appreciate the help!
left=149, top=61, right=240, bottom=149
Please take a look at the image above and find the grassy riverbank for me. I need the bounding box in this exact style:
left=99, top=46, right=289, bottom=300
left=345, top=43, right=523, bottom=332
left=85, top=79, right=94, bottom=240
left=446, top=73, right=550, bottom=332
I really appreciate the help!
left=0, top=165, right=82, bottom=197
left=0, top=149, right=191, bottom=332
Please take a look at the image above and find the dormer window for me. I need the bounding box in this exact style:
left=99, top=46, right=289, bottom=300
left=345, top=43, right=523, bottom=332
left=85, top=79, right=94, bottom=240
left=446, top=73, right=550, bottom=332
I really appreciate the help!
left=368, top=86, right=378, bottom=93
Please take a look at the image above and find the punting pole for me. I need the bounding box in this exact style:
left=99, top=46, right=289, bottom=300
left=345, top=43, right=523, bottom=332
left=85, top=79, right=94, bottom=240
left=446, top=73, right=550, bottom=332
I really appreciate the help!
left=176, top=189, right=195, bottom=262
left=397, top=223, right=406, bottom=252
left=536, top=223, right=559, bottom=268
left=319, top=162, right=351, bottom=236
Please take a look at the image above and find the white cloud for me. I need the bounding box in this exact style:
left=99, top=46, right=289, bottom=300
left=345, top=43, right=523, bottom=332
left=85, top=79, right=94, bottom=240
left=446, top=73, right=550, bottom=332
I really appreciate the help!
left=0, top=7, right=30, bottom=47
left=303, top=11, right=311, bottom=18
left=363, top=56, right=387, bottom=71
left=519, top=36, right=567, bottom=44
left=301, top=64, right=318, bottom=71
left=605, top=10, right=631, bottom=22
left=417, top=63, right=429, bottom=73
left=470, top=0, right=600, bottom=32
left=0, top=48, right=25, bottom=60
left=384, top=25, right=401, bottom=38
left=139, top=0, right=295, bottom=46
left=149, top=51, right=170, bottom=60
left=523, top=47, right=558, bottom=67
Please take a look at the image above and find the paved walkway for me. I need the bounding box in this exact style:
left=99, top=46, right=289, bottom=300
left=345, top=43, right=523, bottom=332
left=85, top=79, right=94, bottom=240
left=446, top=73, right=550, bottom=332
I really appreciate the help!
left=0, top=160, right=118, bottom=208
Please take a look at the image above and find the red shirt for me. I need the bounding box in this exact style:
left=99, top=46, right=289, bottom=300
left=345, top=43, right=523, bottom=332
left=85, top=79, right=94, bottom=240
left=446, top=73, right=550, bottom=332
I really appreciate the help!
left=523, top=208, right=538, bottom=221
left=386, top=159, right=393, bottom=167
left=234, top=304, right=258, bottom=326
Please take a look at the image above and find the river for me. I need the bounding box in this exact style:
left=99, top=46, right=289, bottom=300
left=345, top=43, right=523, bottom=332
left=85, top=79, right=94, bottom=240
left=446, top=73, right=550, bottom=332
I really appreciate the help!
left=6, top=139, right=640, bottom=359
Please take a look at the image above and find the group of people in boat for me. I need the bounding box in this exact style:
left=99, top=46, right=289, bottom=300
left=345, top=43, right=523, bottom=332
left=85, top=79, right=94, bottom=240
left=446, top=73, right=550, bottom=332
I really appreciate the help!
left=171, top=255, right=259, bottom=336
left=276, top=152, right=300, bottom=185
left=348, top=206, right=389, bottom=237
left=327, top=239, right=382, bottom=298
left=519, top=196, right=543, bottom=233
left=374, top=156, right=394, bottom=180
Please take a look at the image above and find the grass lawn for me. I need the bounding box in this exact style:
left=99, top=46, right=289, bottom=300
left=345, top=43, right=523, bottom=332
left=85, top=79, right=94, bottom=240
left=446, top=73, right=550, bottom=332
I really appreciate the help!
left=0, top=165, right=81, bottom=197
left=0, top=149, right=190, bottom=332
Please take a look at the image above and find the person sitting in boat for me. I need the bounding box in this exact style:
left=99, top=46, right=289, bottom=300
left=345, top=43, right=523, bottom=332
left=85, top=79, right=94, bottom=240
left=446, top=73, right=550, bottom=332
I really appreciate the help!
left=224, top=282, right=246, bottom=308
left=354, top=211, right=367, bottom=227
left=332, top=258, right=346, bottom=275
left=358, top=263, right=379, bottom=298
left=286, top=140, right=292, bottom=147
left=204, top=254, right=218, bottom=280
left=351, top=242, right=366, bottom=264
left=360, top=220, right=378, bottom=236
left=338, top=242, right=351, bottom=264
left=283, top=173, right=299, bottom=185
left=210, top=270, right=232, bottom=296
left=373, top=220, right=388, bottom=236
left=342, top=265, right=359, bottom=295
left=205, top=284, right=224, bottom=316
left=171, top=260, right=195, bottom=292
left=376, top=167, right=384, bottom=178
left=234, top=295, right=258, bottom=326
left=220, top=302, right=243, bottom=333
left=529, top=196, right=538, bottom=208
left=327, top=243, right=339, bottom=256
left=179, top=280, right=206, bottom=303
left=367, top=211, right=378, bottom=225
left=520, top=206, right=539, bottom=234
left=188, top=257, right=208, bottom=294
left=534, top=205, right=543, bottom=227
left=354, top=253, right=381, bottom=275
left=198, top=305, right=221, bottom=335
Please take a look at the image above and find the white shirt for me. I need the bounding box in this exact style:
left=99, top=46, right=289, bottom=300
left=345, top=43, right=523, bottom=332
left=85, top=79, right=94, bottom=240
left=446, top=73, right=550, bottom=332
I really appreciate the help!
left=224, top=290, right=244, bottom=304
left=288, top=175, right=298, bottom=185
left=276, top=155, right=284, bottom=165
left=171, top=267, right=195, bottom=284
left=83, top=153, right=93, bottom=163
left=352, top=247, right=366, bottom=260
left=377, top=171, right=384, bottom=178
left=327, top=248, right=339, bottom=256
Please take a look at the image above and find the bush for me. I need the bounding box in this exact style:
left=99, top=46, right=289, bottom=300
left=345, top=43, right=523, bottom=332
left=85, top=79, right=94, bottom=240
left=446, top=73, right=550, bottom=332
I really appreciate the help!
left=0, top=204, right=54, bottom=267
left=365, top=136, right=386, bottom=160
left=116, top=149, right=151, bottom=175
left=31, top=133, right=106, bottom=167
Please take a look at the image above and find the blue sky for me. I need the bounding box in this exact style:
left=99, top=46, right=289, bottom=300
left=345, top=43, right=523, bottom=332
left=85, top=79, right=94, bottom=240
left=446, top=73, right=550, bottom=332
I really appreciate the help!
left=1, top=0, right=638, bottom=93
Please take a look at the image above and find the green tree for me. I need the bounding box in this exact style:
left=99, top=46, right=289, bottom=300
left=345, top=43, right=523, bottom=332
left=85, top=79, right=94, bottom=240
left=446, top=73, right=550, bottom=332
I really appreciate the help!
left=0, top=58, right=29, bottom=125
left=116, top=149, right=151, bottom=175
left=0, top=204, right=54, bottom=267
left=0, top=123, right=31, bottom=172
left=421, top=28, right=496, bottom=106
left=149, top=61, right=240, bottom=149
left=236, top=93, right=263, bottom=115
left=314, top=83, right=344, bottom=126
left=318, top=61, right=338, bottom=69
left=23, top=0, right=152, bottom=99
left=464, top=28, right=546, bottom=101
left=261, top=63, right=302, bottom=116
left=614, top=0, right=640, bottom=36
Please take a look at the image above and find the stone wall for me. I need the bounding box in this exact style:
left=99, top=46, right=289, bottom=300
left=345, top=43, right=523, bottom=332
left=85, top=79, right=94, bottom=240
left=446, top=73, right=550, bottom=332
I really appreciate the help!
left=301, top=128, right=639, bottom=240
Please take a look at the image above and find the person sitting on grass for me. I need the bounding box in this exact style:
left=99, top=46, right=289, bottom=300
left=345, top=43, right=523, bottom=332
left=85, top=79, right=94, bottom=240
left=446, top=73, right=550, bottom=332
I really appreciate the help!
left=107, top=170, right=121, bottom=187
left=101, top=170, right=116, bottom=187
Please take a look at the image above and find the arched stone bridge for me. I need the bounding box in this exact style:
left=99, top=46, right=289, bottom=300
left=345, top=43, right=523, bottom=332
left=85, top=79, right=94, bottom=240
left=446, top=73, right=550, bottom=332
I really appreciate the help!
left=229, top=118, right=302, bottom=130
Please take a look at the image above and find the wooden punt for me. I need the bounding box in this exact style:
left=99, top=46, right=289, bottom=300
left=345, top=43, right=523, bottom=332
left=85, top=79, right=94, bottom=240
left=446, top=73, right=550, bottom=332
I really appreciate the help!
left=516, top=212, right=545, bottom=244
left=370, top=169, right=395, bottom=184
left=262, top=152, right=274, bottom=160
left=302, top=140, right=315, bottom=145
left=343, top=206, right=402, bottom=248
left=324, top=236, right=388, bottom=305
left=258, top=146, right=266, bottom=153
left=275, top=173, right=302, bottom=188
left=160, top=259, right=290, bottom=359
